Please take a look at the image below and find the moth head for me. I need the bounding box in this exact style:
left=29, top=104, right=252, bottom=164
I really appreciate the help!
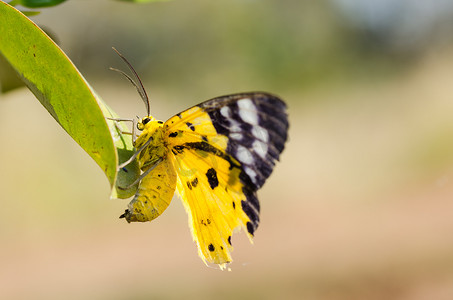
left=137, top=116, right=152, bottom=131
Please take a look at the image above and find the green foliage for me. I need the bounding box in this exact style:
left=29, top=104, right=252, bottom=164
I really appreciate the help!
left=8, top=0, right=67, bottom=8
left=0, top=2, right=139, bottom=198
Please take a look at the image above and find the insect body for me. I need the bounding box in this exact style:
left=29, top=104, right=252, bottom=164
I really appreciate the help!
left=112, top=49, right=289, bottom=269
left=120, top=117, right=177, bottom=222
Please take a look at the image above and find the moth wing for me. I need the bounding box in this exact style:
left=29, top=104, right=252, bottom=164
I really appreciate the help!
left=164, top=92, right=288, bottom=268
left=165, top=92, right=288, bottom=189
left=172, top=147, right=249, bottom=267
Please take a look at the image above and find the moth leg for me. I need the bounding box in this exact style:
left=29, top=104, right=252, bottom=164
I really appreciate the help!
left=110, top=121, right=133, bottom=136
left=118, top=157, right=163, bottom=190
left=106, top=117, right=139, bottom=144
left=107, top=117, right=147, bottom=171
left=118, top=136, right=153, bottom=170
left=106, top=117, right=134, bottom=122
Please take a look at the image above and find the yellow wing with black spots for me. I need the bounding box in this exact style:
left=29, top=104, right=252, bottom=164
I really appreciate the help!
left=172, top=146, right=249, bottom=267
left=164, top=92, right=288, bottom=268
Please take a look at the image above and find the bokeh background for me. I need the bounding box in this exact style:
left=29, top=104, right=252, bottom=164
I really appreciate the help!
left=2, top=0, right=453, bottom=299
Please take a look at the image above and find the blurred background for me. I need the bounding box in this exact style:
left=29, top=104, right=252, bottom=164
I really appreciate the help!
left=2, top=0, right=453, bottom=298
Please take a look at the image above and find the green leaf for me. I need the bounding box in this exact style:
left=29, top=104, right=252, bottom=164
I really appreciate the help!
left=21, top=10, right=41, bottom=17
left=15, top=0, right=67, bottom=8
left=99, top=101, right=140, bottom=199
left=0, top=2, right=139, bottom=198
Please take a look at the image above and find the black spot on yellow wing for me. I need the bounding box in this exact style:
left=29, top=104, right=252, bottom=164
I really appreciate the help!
left=191, top=177, right=199, bottom=188
left=172, top=145, right=184, bottom=155
left=208, top=244, right=215, bottom=252
left=169, top=132, right=178, bottom=138
left=157, top=120, right=164, bottom=124
left=187, top=181, right=192, bottom=190
left=206, top=168, right=219, bottom=189
left=201, top=218, right=212, bottom=226
left=186, top=122, right=195, bottom=131
left=228, top=236, right=232, bottom=245
left=232, top=201, right=236, bottom=209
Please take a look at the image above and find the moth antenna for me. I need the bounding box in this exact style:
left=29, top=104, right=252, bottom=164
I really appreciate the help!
left=109, top=67, right=142, bottom=96
left=111, top=47, right=151, bottom=116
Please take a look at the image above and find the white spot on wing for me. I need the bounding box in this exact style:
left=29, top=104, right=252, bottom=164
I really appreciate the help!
left=251, top=125, right=269, bottom=142
left=230, top=133, right=243, bottom=140
left=253, top=140, right=268, bottom=159
left=244, top=167, right=257, bottom=184
left=238, top=99, right=258, bottom=125
left=236, top=145, right=254, bottom=165
left=229, top=119, right=242, bottom=132
left=220, top=106, right=231, bottom=118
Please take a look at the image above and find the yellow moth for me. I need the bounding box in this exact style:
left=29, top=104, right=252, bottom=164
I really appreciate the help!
left=110, top=48, right=288, bottom=269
